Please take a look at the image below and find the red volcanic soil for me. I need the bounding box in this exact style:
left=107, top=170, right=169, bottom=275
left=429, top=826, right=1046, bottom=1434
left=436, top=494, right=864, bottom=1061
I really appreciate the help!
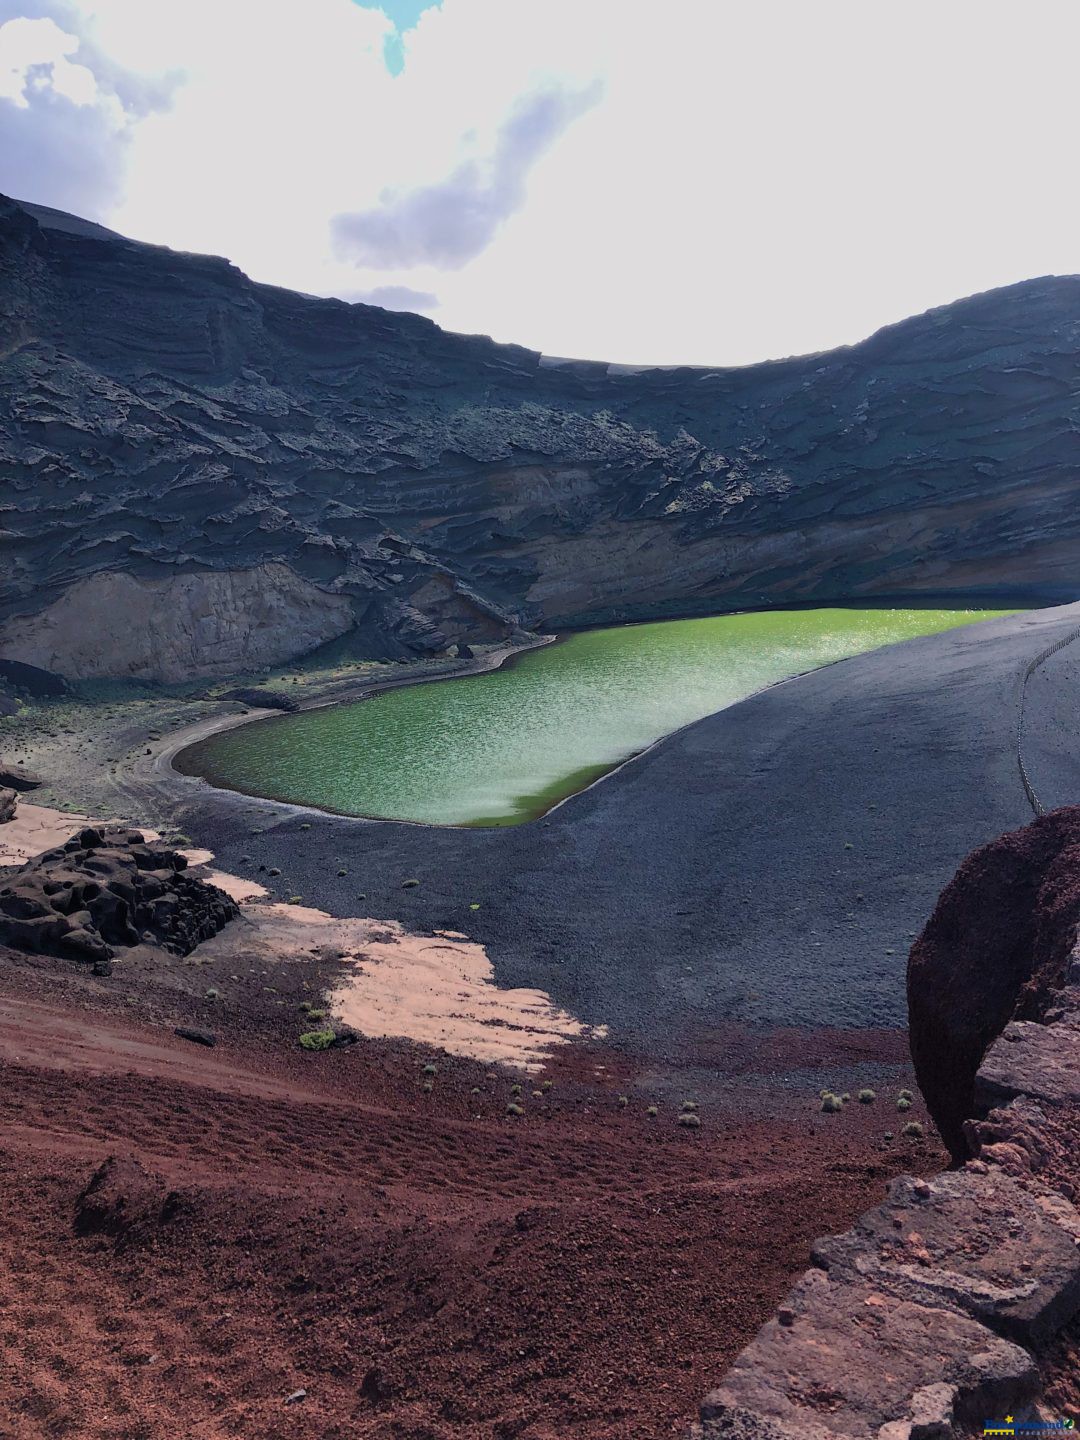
left=0, top=954, right=941, bottom=1440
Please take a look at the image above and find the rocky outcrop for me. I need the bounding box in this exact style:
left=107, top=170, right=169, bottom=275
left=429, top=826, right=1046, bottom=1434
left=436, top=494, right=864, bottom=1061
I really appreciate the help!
left=0, top=564, right=355, bottom=682
left=907, top=807, right=1080, bottom=1159
left=0, top=825, right=238, bottom=962
left=75, top=1155, right=181, bottom=1239
left=0, top=762, right=41, bottom=791
left=0, top=787, right=15, bottom=824
left=695, top=858, right=1080, bottom=1438
left=3, top=192, right=1080, bottom=679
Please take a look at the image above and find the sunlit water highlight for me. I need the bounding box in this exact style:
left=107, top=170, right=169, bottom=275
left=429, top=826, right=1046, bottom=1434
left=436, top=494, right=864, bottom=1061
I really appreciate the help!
left=178, top=608, right=1014, bottom=826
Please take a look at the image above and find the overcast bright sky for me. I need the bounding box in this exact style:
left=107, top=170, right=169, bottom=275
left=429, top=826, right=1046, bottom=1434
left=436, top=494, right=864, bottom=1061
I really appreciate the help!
left=1, top=0, right=1078, bottom=366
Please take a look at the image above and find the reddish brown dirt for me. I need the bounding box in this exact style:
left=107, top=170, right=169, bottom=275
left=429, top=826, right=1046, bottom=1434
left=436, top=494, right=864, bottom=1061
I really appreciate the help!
left=0, top=946, right=942, bottom=1440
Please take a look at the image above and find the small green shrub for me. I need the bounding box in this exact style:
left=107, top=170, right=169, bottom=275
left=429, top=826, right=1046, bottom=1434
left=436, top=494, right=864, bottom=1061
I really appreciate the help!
left=510, top=1083, right=522, bottom=1096
left=299, top=822, right=312, bottom=830
left=541, top=1080, right=553, bottom=1092
left=897, top=1097, right=912, bottom=1112
left=421, top=1080, right=433, bottom=1093
left=205, top=987, right=220, bottom=1000
left=898, top=1088, right=913, bottom=1102
left=337, top=868, right=348, bottom=877
left=304, top=1008, right=326, bottom=1021
left=470, top=1087, right=481, bottom=1095
left=857, top=1089, right=876, bottom=1104
left=677, top=1112, right=701, bottom=1129
left=617, top=1095, right=628, bottom=1108
left=681, top=1100, right=698, bottom=1112
left=902, top=1121, right=925, bottom=1139
left=469, top=902, right=481, bottom=911
left=506, top=1102, right=524, bottom=1116
left=402, top=878, right=420, bottom=889
left=287, top=895, right=303, bottom=905
left=298, top=1028, right=336, bottom=1051
left=820, top=1093, right=843, bottom=1113
left=646, top=1105, right=658, bottom=1117
left=422, top=1062, right=438, bottom=1076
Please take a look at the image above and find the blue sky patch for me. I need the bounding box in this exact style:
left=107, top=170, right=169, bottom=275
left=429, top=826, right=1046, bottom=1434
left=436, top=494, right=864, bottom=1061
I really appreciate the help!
left=353, top=0, right=442, bottom=75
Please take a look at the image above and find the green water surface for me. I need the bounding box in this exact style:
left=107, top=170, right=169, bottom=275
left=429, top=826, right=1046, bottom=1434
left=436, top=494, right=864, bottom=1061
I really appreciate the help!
left=180, top=608, right=1012, bottom=826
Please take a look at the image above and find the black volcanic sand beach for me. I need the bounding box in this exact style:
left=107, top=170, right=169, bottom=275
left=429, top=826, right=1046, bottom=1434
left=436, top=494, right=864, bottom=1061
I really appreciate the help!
left=153, top=603, right=1080, bottom=1057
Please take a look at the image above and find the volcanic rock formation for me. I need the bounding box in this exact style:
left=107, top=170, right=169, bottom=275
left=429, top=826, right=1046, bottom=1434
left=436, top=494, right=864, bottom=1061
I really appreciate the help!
left=908, top=806, right=1080, bottom=1159
left=0, top=825, right=238, bottom=963
left=2, top=193, right=1080, bottom=680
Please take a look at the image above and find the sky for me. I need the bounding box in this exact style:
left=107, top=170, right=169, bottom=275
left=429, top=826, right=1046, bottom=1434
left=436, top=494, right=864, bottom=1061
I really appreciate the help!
left=0, top=0, right=1078, bottom=366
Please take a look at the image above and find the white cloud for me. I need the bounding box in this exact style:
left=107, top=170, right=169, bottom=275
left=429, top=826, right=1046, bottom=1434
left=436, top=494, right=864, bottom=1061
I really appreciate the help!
left=331, top=80, right=602, bottom=270
left=1, top=0, right=1079, bottom=364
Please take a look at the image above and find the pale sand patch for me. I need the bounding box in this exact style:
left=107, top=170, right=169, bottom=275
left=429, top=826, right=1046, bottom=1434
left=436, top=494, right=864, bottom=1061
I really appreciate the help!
left=195, top=897, right=604, bottom=1070
left=179, top=848, right=215, bottom=868
left=0, top=804, right=163, bottom=867
left=201, top=869, right=269, bottom=903
left=0, top=803, right=93, bottom=865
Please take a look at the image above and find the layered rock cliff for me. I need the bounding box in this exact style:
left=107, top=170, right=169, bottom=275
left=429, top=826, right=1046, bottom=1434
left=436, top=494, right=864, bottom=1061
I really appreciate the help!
left=2, top=192, right=1079, bottom=680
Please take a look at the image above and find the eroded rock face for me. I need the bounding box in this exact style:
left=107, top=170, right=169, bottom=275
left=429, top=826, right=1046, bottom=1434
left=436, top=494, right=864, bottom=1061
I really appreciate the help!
left=0, top=825, right=238, bottom=962
left=0, top=565, right=355, bottom=682
left=0, top=787, right=15, bottom=824
left=696, top=1265, right=1037, bottom=1439
left=907, top=806, right=1080, bottom=1159
left=3, top=192, right=1080, bottom=678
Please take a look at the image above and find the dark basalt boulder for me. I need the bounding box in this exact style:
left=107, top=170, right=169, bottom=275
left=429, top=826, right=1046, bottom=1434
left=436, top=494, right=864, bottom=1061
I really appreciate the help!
left=0, top=761, right=41, bottom=791
left=0, top=825, right=239, bottom=963
left=907, top=806, right=1080, bottom=1159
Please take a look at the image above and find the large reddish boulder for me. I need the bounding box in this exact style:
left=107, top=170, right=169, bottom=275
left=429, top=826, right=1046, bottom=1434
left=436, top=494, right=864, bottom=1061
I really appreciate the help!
left=908, top=806, right=1080, bottom=1159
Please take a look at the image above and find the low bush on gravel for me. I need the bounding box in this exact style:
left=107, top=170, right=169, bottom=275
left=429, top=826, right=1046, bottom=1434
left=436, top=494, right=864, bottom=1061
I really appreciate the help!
left=298, top=1028, right=336, bottom=1051
left=858, top=1089, right=876, bottom=1103
left=677, top=1112, right=701, bottom=1129
left=897, top=1097, right=912, bottom=1112
left=506, top=1102, right=524, bottom=1116
left=422, top=1062, right=438, bottom=1076
left=902, top=1121, right=925, bottom=1138
left=820, top=1093, right=843, bottom=1113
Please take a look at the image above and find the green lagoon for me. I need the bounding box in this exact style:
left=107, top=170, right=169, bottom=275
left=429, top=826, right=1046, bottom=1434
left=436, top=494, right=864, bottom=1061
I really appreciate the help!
left=180, top=607, right=1013, bottom=827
